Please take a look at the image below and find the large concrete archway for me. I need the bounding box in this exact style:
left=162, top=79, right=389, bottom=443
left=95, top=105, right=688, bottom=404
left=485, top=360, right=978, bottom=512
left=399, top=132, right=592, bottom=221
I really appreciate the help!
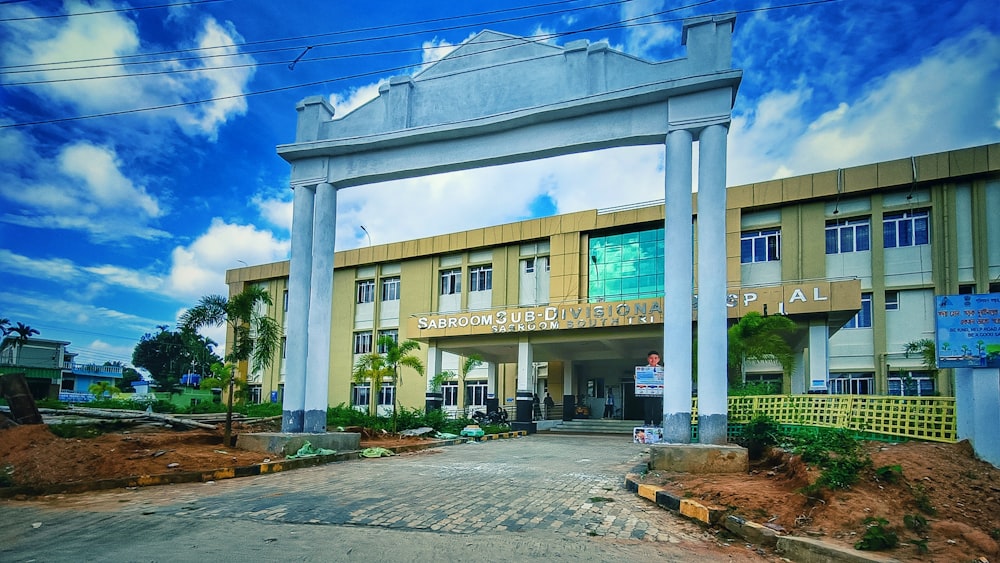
left=277, top=14, right=742, bottom=443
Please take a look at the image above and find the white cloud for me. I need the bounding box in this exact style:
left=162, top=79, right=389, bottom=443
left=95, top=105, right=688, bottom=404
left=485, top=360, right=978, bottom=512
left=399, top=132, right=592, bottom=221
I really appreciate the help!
left=620, top=0, right=679, bottom=58
left=0, top=141, right=169, bottom=242
left=252, top=192, right=293, bottom=231
left=1, top=5, right=255, bottom=140
left=0, top=249, right=80, bottom=282
left=729, top=27, right=1000, bottom=185
left=166, top=218, right=290, bottom=301
left=328, top=80, right=386, bottom=118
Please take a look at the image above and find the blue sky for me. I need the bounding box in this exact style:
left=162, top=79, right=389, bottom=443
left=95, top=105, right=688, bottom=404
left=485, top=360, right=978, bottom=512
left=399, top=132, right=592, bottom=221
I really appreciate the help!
left=1, top=0, right=998, bottom=366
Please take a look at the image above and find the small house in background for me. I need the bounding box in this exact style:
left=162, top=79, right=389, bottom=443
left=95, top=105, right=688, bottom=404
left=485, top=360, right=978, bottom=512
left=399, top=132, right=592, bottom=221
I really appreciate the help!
left=0, top=336, right=123, bottom=401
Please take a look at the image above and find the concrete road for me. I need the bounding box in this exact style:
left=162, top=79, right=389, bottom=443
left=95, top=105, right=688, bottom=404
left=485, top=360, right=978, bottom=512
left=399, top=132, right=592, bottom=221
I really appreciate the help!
left=0, top=434, right=775, bottom=562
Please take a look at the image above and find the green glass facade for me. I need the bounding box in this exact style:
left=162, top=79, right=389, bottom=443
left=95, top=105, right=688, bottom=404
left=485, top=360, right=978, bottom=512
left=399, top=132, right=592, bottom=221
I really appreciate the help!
left=588, top=228, right=664, bottom=302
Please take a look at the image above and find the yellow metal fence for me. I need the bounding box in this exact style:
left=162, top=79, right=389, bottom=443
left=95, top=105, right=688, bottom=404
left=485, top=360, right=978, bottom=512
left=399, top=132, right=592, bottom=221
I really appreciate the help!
left=712, top=395, right=957, bottom=443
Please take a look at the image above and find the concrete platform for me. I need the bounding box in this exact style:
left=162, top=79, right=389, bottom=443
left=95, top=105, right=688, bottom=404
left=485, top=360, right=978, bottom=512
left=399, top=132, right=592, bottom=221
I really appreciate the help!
left=648, top=443, right=748, bottom=474
left=236, top=432, right=361, bottom=456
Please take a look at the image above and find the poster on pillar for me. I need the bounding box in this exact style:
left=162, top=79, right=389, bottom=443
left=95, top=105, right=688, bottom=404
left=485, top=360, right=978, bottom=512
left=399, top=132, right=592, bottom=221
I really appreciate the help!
left=635, top=366, right=664, bottom=396
left=935, top=293, right=1000, bottom=368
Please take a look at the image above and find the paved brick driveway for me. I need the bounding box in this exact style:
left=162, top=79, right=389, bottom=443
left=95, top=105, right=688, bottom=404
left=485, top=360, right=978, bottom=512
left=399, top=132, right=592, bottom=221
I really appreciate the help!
left=0, top=434, right=776, bottom=562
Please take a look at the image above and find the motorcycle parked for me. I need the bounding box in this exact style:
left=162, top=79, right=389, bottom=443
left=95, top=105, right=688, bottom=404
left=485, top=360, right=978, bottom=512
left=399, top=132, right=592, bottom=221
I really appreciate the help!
left=471, top=408, right=509, bottom=427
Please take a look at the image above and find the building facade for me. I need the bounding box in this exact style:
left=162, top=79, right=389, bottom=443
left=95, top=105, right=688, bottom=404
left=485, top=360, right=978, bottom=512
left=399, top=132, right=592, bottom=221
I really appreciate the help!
left=229, top=143, right=1000, bottom=419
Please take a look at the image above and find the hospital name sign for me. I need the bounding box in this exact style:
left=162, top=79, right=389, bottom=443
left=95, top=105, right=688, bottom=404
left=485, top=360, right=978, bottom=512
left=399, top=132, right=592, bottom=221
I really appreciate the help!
left=409, top=280, right=861, bottom=338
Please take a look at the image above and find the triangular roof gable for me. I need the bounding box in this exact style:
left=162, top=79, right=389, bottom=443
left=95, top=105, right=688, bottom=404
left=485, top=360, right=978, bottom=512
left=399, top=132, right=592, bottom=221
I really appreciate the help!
left=415, top=30, right=567, bottom=80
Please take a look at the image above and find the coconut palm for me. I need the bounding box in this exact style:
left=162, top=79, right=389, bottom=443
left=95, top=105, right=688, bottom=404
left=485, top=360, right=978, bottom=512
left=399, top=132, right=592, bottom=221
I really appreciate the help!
left=727, top=312, right=796, bottom=388
left=0, top=317, right=10, bottom=336
left=353, top=335, right=423, bottom=430
left=88, top=381, right=121, bottom=399
left=8, top=322, right=40, bottom=363
left=180, top=285, right=281, bottom=445
left=352, top=351, right=393, bottom=417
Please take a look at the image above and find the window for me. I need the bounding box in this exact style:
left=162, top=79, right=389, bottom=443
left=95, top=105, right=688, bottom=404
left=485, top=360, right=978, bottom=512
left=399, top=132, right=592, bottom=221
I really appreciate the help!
left=466, top=381, right=488, bottom=407
left=883, top=209, right=929, bottom=248
left=442, top=381, right=458, bottom=407
left=377, top=329, right=398, bottom=353
left=888, top=371, right=935, bottom=396
left=378, top=384, right=395, bottom=406
left=844, top=292, right=873, bottom=328
left=280, top=337, right=287, bottom=358
left=440, top=268, right=461, bottom=295
left=469, top=265, right=492, bottom=291
left=356, top=280, right=375, bottom=304
left=381, top=277, right=400, bottom=301
left=827, top=373, right=874, bottom=395
left=353, top=331, right=373, bottom=354
left=959, top=284, right=975, bottom=295
left=826, top=218, right=870, bottom=254
left=885, top=290, right=899, bottom=310
left=743, top=373, right=783, bottom=394
left=524, top=257, right=535, bottom=274
left=283, top=289, right=289, bottom=312
left=351, top=383, right=370, bottom=408
left=249, top=386, right=262, bottom=404
left=741, top=229, right=781, bottom=263
left=589, top=228, right=664, bottom=302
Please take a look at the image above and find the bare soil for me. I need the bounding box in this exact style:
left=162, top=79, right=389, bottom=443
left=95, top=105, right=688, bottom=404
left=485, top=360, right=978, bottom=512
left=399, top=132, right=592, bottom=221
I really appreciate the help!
left=0, top=420, right=438, bottom=490
left=635, top=440, right=1000, bottom=563
left=3, top=423, right=998, bottom=562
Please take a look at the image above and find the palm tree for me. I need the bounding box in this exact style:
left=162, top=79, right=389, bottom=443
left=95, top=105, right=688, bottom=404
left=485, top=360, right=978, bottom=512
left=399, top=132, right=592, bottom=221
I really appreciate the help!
left=180, top=285, right=281, bottom=445
left=727, top=312, right=796, bottom=388
left=352, top=351, right=393, bottom=417
left=88, top=381, right=121, bottom=399
left=903, top=338, right=937, bottom=371
left=0, top=317, right=10, bottom=336
left=8, top=322, right=40, bottom=363
left=353, top=335, right=423, bottom=431
left=458, top=353, right=483, bottom=415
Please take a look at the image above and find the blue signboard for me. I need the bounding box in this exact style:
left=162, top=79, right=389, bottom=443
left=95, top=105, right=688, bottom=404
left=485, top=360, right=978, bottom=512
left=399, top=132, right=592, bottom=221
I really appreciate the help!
left=634, top=365, right=664, bottom=396
left=935, top=293, right=1000, bottom=368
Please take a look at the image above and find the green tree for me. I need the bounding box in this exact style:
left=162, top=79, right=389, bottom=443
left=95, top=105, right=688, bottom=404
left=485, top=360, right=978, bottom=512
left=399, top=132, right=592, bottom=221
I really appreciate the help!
left=132, top=328, right=187, bottom=395
left=180, top=286, right=281, bottom=445
left=88, top=381, right=121, bottom=398
left=352, top=335, right=424, bottom=431
left=0, top=317, right=10, bottom=336
left=8, top=322, right=40, bottom=361
left=903, top=338, right=937, bottom=372
left=727, top=312, right=796, bottom=388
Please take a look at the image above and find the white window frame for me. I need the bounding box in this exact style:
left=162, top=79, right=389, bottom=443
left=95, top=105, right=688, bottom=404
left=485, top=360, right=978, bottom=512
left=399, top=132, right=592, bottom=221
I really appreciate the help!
left=440, top=268, right=462, bottom=295
left=356, top=280, right=375, bottom=304
left=741, top=228, right=781, bottom=263
left=826, top=217, right=870, bottom=254
left=469, top=265, right=493, bottom=292
left=441, top=381, right=458, bottom=407
left=887, top=371, right=935, bottom=396
left=352, top=383, right=370, bottom=408
left=524, top=257, right=535, bottom=273
left=883, top=209, right=930, bottom=248
left=844, top=292, right=873, bottom=329
left=381, top=277, right=400, bottom=301
left=353, top=331, right=373, bottom=354
left=885, top=290, right=899, bottom=310
left=378, top=384, right=395, bottom=406
left=827, top=373, right=874, bottom=395
left=466, top=381, right=488, bottom=407
left=377, top=329, right=398, bottom=353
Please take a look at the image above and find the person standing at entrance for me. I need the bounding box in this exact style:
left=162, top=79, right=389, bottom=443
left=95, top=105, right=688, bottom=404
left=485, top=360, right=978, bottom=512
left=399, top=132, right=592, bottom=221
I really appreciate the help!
left=543, top=392, right=555, bottom=419
left=644, top=351, right=662, bottom=426
left=603, top=387, right=615, bottom=419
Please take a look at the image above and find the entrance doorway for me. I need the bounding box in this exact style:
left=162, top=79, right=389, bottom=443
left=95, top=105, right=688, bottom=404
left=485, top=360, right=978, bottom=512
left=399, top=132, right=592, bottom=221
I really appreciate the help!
left=622, top=379, right=644, bottom=420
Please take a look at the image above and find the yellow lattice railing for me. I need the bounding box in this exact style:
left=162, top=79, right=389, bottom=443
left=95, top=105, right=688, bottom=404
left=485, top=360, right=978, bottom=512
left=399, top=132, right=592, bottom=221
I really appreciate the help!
left=694, top=395, right=957, bottom=443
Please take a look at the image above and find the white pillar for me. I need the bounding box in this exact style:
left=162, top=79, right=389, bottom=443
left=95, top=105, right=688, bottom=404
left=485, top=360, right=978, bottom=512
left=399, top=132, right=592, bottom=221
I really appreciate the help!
left=281, top=184, right=315, bottom=433
left=966, top=368, right=1000, bottom=467
left=663, top=128, right=694, bottom=443
left=696, top=124, right=728, bottom=444
left=808, top=320, right=829, bottom=391
left=304, top=182, right=336, bottom=432
left=563, top=362, right=575, bottom=422
left=955, top=367, right=974, bottom=441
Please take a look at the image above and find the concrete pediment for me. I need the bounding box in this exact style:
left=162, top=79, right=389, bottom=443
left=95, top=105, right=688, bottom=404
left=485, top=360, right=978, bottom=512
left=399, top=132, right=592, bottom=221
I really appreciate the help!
left=279, top=14, right=741, bottom=187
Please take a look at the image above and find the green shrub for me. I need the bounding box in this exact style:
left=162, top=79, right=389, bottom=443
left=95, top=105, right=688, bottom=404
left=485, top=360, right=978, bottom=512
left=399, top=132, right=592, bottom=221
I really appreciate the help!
left=739, top=413, right=782, bottom=459
left=903, top=513, right=929, bottom=533
left=792, top=427, right=871, bottom=494
left=243, top=402, right=282, bottom=418
left=0, top=464, right=13, bottom=487
left=855, top=517, right=898, bottom=551
left=911, top=484, right=937, bottom=515
left=874, top=464, right=903, bottom=484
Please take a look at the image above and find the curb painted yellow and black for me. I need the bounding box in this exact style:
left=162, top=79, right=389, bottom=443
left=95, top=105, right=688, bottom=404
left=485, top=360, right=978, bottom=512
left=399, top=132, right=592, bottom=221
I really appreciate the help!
left=0, top=432, right=525, bottom=499
left=624, top=471, right=902, bottom=563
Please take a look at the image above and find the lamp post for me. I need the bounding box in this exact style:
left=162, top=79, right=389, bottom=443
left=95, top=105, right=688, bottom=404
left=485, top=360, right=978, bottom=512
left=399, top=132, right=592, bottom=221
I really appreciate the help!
left=360, top=225, right=372, bottom=247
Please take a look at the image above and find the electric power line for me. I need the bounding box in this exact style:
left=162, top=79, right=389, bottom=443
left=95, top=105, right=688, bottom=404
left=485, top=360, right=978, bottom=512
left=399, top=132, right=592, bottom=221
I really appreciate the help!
left=0, top=0, right=839, bottom=129
left=0, top=0, right=231, bottom=22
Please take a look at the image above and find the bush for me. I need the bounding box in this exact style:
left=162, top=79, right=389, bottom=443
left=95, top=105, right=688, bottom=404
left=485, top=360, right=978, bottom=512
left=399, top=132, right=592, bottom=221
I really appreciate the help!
left=855, top=517, right=898, bottom=551
left=243, top=402, right=282, bottom=418
left=874, top=464, right=903, bottom=484
left=793, top=427, right=871, bottom=495
left=739, top=413, right=782, bottom=459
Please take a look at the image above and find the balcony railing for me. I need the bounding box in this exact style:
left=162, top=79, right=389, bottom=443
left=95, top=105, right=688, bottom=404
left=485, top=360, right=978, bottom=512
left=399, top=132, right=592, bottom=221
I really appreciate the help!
left=69, top=362, right=124, bottom=377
